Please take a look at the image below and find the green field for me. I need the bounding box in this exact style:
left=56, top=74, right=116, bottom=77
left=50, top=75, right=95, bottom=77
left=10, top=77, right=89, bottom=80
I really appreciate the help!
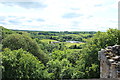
left=40, top=39, right=85, bottom=48
left=40, top=39, right=57, bottom=43
left=64, top=42, right=85, bottom=47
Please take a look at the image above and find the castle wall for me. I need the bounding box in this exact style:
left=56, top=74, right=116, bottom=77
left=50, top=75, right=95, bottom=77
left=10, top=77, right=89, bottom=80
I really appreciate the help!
left=98, top=45, right=120, bottom=78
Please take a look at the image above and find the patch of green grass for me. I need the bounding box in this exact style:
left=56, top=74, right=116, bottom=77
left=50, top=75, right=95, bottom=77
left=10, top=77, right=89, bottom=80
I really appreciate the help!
left=40, top=39, right=57, bottom=43
left=64, top=42, right=85, bottom=47
left=52, top=36, right=59, bottom=37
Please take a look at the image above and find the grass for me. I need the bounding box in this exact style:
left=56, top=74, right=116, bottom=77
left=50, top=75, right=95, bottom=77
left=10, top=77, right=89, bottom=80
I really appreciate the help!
left=64, top=42, right=85, bottom=47
left=40, top=39, right=57, bottom=43
left=40, top=39, right=85, bottom=48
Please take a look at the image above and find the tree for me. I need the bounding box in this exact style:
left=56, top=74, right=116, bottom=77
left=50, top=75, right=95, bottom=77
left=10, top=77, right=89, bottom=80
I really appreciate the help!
left=1, top=48, right=53, bottom=79
left=2, top=34, right=49, bottom=64
left=75, top=29, right=120, bottom=78
left=47, top=59, right=73, bottom=79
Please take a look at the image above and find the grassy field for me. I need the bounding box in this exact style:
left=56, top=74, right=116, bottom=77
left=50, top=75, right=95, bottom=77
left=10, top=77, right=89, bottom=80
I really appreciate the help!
left=40, top=39, right=85, bottom=48
left=40, top=39, right=57, bottom=43
left=64, top=42, right=85, bottom=47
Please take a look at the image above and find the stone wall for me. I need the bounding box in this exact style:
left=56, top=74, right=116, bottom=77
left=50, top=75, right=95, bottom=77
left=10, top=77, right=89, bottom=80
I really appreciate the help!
left=98, top=45, right=120, bottom=78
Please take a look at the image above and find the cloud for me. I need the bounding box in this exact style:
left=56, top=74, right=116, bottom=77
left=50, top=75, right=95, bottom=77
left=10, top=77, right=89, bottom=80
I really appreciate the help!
left=72, top=21, right=81, bottom=27
left=0, top=15, right=46, bottom=28
left=94, top=4, right=103, bottom=7
left=25, top=18, right=45, bottom=23
left=0, top=0, right=118, bottom=31
left=36, top=18, right=45, bottom=22
left=0, top=22, right=7, bottom=25
left=27, top=20, right=32, bottom=22
left=8, top=16, right=16, bottom=18
left=8, top=20, right=21, bottom=25
left=70, top=8, right=80, bottom=10
left=62, top=13, right=83, bottom=19
left=0, top=16, right=6, bottom=21
left=1, top=2, right=47, bottom=9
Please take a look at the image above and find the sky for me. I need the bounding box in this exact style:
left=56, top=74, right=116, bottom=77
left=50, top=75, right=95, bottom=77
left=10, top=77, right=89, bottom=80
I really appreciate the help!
left=0, top=0, right=119, bottom=31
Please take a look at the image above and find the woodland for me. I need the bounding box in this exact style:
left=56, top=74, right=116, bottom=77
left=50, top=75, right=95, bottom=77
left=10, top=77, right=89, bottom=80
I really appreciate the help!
left=0, top=26, right=120, bottom=79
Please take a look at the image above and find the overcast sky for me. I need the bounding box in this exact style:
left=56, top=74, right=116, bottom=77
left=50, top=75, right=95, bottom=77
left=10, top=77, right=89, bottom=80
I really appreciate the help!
left=0, top=0, right=119, bottom=31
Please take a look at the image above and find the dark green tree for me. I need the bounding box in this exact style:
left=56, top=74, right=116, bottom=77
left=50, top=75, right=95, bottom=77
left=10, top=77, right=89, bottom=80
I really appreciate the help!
left=2, top=34, right=49, bottom=64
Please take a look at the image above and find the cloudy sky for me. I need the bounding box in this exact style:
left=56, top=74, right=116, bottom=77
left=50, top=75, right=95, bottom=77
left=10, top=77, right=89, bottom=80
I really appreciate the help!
left=0, top=0, right=119, bottom=31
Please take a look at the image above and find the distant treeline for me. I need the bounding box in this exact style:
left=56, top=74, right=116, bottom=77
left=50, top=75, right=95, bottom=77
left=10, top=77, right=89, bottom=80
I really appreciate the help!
left=12, top=30, right=96, bottom=42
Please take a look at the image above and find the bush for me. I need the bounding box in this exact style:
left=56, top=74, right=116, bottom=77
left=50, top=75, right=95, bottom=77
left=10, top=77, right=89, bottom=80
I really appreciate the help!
left=1, top=48, right=53, bottom=79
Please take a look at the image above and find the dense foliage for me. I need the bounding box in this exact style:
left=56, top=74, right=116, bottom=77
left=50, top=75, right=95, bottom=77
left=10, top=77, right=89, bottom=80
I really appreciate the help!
left=2, top=34, right=49, bottom=64
left=77, top=29, right=120, bottom=78
left=1, top=26, right=120, bottom=79
left=1, top=48, right=53, bottom=79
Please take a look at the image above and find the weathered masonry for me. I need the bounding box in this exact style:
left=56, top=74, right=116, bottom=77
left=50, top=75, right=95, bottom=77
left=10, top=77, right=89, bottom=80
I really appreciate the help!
left=98, top=45, right=120, bottom=78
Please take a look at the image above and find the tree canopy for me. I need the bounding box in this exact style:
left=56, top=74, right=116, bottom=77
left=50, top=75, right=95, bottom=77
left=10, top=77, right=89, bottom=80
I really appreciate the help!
left=1, top=48, right=53, bottom=79
left=2, top=34, right=49, bottom=64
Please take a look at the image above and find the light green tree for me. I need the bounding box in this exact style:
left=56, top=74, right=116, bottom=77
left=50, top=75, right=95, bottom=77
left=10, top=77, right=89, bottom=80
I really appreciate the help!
left=1, top=48, right=53, bottom=79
